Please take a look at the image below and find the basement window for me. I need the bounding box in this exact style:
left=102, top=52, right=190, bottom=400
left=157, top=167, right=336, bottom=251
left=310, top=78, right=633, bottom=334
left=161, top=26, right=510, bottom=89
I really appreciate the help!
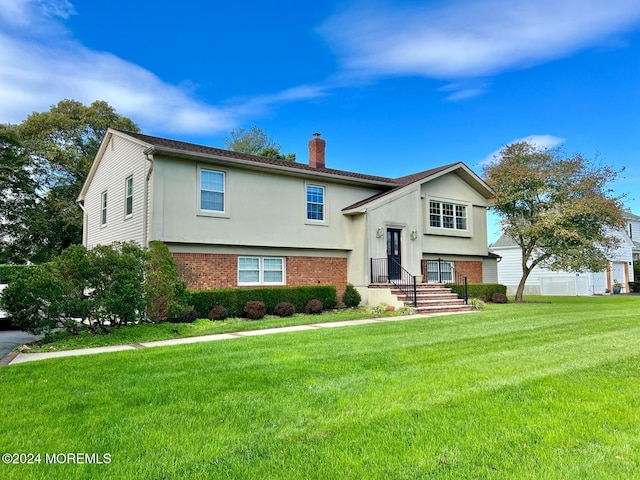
left=238, top=257, right=285, bottom=285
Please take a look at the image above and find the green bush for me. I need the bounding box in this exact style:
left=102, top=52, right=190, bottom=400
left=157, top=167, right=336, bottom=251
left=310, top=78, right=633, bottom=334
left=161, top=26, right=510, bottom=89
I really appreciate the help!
left=146, top=241, right=192, bottom=322
left=189, top=285, right=337, bottom=318
left=244, top=301, right=266, bottom=320
left=0, top=264, right=66, bottom=335
left=55, top=243, right=148, bottom=332
left=448, top=283, right=507, bottom=302
left=0, top=264, right=32, bottom=283
left=342, top=283, right=362, bottom=308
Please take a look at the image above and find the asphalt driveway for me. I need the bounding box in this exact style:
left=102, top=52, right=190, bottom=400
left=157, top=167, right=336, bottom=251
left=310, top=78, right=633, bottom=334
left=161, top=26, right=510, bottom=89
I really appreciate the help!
left=0, top=325, right=41, bottom=363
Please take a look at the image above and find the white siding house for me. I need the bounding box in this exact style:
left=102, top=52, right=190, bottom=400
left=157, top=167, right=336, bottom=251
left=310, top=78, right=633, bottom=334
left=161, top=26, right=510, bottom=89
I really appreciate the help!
left=490, top=213, right=637, bottom=295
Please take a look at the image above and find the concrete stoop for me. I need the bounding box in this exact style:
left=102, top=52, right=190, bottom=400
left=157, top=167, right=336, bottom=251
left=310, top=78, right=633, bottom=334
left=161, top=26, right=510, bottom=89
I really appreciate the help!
left=390, top=283, right=472, bottom=314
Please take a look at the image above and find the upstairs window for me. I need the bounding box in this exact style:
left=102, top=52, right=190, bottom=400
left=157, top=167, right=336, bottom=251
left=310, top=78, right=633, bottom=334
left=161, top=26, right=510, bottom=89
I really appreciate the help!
left=306, top=184, right=325, bottom=221
left=125, top=176, right=133, bottom=217
left=429, top=200, right=467, bottom=231
left=200, top=169, right=225, bottom=213
left=101, top=191, right=108, bottom=226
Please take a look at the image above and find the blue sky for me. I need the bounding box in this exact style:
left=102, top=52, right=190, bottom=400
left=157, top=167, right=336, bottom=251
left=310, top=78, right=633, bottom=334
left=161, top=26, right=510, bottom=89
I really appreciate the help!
left=1, top=0, right=640, bottom=242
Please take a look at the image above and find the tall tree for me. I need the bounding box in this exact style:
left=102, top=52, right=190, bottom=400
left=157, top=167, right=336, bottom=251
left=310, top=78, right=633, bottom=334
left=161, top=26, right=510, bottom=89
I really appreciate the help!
left=484, top=141, right=625, bottom=302
left=0, top=100, right=139, bottom=263
left=222, top=125, right=296, bottom=161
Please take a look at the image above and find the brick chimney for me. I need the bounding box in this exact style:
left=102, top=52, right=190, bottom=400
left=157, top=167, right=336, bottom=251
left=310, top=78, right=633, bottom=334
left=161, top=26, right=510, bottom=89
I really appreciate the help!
left=308, top=132, right=326, bottom=169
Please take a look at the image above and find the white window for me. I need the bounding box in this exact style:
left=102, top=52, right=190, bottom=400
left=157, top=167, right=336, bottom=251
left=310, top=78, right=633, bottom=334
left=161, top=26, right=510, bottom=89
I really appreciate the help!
left=125, top=176, right=133, bottom=217
left=101, top=191, right=108, bottom=226
left=238, top=257, right=285, bottom=285
left=426, top=260, right=453, bottom=283
left=306, top=184, right=325, bottom=222
left=200, top=169, right=225, bottom=213
left=429, top=200, right=467, bottom=230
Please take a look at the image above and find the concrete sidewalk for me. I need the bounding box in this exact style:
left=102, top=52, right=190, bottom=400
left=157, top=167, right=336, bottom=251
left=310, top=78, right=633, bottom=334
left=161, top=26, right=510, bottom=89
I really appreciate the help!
left=4, top=313, right=452, bottom=366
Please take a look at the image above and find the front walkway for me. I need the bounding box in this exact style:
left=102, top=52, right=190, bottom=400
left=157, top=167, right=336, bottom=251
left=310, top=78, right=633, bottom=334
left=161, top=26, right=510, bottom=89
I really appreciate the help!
left=4, top=312, right=465, bottom=366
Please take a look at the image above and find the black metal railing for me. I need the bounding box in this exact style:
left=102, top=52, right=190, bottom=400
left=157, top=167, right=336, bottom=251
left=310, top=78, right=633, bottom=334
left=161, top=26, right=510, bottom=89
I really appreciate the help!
left=421, top=259, right=468, bottom=304
left=370, top=258, right=417, bottom=306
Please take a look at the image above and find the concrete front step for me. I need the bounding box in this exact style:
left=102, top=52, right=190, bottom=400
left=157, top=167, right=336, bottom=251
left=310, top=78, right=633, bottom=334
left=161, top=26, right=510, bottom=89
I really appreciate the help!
left=389, top=284, right=472, bottom=313
left=413, top=305, right=473, bottom=314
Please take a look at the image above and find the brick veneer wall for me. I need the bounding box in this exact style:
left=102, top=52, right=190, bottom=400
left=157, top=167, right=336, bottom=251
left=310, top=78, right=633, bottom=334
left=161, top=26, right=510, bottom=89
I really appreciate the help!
left=286, top=256, right=347, bottom=299
left=453, top=260, right=483, bottom=284
left=172, top=253, right=348, bottom=298
left=173, top=253, right=237, bottom=290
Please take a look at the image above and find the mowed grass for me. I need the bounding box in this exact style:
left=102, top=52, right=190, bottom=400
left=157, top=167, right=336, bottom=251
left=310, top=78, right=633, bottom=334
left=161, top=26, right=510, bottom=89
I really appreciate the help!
left=0, top=295, right=639, bottom=479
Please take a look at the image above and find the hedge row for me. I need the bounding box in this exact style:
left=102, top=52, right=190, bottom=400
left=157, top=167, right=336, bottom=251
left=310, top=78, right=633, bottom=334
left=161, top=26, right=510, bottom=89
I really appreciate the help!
left=447, top=283, right=507, bottom=301
left=189, top=285, right=337, bottom=318
left=0, top=264, right=32, bottom=283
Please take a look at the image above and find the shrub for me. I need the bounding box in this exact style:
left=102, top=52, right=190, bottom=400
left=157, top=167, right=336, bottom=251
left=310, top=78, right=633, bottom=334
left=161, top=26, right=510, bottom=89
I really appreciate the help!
left=448, top=283, right=507, bottom=302
left=304, top=298, right=323, bottom=314
left=491, top=292, right=508, bottom=304
left=0, top=264, right=65, bottom=335
left=208, top=305, right=229, bottom=321
left=367, top=303, right=388, bottom=315
left=244, top=301, right=266, bottom=320
left=274, top=301, right=295, bottom=317
left=470, top=298, right=486, bottom=311
left=397, top=306, right=414, bottom=315
left=54, top=242, right=148, bottom=332
left=146, top=241, right=192, bottom=322
left=189, top=286, right=337, bottom=318
left=168, top=308, right=198, bottom=323
left=342, top=283, right=362, bottom=308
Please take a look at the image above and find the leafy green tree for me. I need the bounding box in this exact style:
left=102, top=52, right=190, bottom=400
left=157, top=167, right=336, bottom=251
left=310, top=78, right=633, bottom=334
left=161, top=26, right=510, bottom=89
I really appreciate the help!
left=0, top=126, right=40, bottom=263
left=484, top=142, right=625, bottom=302
left=0, top=99, right=139, bottom=263
left=222, top=125, right=296, bottom=161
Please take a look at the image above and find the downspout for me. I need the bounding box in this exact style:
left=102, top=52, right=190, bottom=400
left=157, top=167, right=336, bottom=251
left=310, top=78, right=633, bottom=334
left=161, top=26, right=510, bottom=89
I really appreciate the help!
left=143, top=153, right=154, bottom=247
left=76, top=200, right=88, bottom=246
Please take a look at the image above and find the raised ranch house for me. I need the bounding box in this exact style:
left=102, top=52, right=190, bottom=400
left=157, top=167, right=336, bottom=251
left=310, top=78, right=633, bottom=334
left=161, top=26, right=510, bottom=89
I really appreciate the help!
left=78, top=129, right=498, bottom=311
left=490, top=211, right=639, bottom=296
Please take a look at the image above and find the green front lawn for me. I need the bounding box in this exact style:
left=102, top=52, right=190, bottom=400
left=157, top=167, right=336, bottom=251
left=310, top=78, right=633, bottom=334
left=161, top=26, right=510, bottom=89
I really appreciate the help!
left=1, top=295, right=639, bottom=479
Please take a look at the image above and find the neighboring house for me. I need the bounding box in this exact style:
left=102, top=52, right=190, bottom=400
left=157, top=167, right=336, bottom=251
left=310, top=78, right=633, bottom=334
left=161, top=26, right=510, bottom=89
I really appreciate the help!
left=77, top=129, right=496, bottom=303
left=626, top=211, right=640, bottom=261
left=490, top=211, right=639, bottom=295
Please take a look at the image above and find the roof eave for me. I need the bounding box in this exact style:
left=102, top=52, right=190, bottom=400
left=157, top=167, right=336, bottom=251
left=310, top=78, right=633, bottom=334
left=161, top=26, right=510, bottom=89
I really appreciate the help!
left=145, top=145, right=399, bottom=187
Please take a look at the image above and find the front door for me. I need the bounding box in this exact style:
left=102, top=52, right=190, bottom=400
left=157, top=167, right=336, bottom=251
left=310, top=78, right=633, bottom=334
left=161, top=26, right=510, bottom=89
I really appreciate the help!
left=387, top=228, right=402, bottom=280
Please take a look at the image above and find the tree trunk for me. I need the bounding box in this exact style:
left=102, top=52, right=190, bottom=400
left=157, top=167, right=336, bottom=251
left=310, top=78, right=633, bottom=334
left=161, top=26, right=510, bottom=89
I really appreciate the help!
left=515, top=267, right=533, bottom=302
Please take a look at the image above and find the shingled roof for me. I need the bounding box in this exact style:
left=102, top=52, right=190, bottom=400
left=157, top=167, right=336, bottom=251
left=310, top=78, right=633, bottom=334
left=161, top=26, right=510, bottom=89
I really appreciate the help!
left=341, top=163, right=459, bottom=212
left=94, top=130, right=491, bottom=214
left=118, top=130, right=398, bottom=186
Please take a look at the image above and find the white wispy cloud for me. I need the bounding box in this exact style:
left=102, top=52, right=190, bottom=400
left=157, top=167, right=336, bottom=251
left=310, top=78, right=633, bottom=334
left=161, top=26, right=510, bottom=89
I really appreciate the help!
left=0, top=0, right=324, bottom=134
left=480, top=134, right=566, bottom=166
left=320, top=0, right=640, bottom=98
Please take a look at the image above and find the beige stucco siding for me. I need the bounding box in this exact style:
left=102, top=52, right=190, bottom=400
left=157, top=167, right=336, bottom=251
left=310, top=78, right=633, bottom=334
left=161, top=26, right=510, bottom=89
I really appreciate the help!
left=420, top=174, right=490, bottom=256
left=149, top=156, right=381, bottom=250
left=365, top=188, right=424, bottom=277
left=84, top=135, right=147, bottom=248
